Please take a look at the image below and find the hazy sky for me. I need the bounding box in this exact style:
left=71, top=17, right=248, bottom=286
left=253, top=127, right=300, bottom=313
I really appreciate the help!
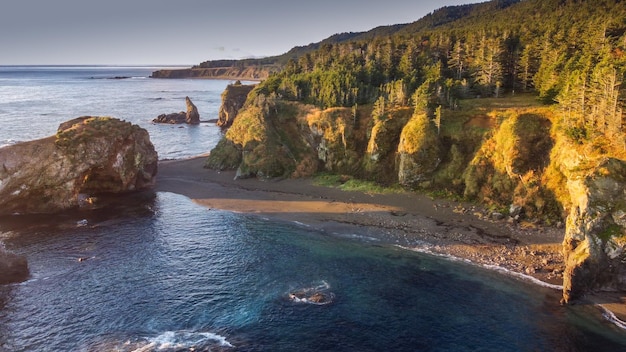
left=2, top=0, right=476, bottom=65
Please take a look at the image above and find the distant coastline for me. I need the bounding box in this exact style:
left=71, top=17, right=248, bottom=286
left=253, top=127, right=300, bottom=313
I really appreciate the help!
left=150, top=65, right=278, bottom=81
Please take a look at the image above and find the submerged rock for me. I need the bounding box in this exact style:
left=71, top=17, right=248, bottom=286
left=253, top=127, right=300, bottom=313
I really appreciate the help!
left=0, top=249, right=29, bottom=284
left=0, top=116, right=158, bottom=215
left=153, top=96, right=200, bottom=124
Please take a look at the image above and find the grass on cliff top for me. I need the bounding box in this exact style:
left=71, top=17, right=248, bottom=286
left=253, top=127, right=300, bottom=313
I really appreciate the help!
left=313, top=173, right=403, bottom=194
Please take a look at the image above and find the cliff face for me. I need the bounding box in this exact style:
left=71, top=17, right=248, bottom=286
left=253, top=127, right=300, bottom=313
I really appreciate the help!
left=150, top=66, right=279, bottom=81
left=556, top=147, right=626, bottom=302
left=0, top=117, right=158, bottom=215
left=206, top=89, right=626, bottom=301
left=217, top=83, right=256, bottom=128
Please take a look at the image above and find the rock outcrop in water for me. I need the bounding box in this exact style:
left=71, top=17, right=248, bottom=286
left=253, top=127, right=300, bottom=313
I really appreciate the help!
left=0, top=116, right=158, bottom=215
left=153, top=97, right=200, bottom=124
left=217, top=82, right=256, bottom=129
left=0, top=248, right=28, bottom=284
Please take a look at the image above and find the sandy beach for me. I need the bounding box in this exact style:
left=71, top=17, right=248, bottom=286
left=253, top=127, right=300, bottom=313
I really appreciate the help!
left=155, top=156, right=626, bottom=324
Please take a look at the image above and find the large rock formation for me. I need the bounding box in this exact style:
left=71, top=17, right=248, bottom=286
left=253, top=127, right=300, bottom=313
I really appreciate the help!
left=396, top=113, right=442, bottom=188
left=217, top=82, right=255, bottom=129
left=0, top=117, right=158, bottom=215
left=0, top=249, right=28, bottom=284
left=559, top=155, right=626, bottom=303
left=153, top=97, right=200, bottom=124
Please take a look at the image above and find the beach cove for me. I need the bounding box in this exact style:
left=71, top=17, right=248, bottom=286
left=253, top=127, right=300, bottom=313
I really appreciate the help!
left=157, top=156, right=626, bottom=327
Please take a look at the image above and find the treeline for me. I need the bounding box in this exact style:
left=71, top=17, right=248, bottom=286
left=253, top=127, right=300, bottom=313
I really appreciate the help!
left=253, top=0, right=626, bottom=143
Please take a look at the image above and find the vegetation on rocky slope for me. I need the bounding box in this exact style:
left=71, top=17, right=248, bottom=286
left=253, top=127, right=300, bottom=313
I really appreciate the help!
left=205, top=0, right=626, bottom=302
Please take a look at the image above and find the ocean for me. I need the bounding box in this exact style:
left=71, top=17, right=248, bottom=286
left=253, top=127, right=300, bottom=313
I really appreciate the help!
left=1, top=66, right=626, bottom=351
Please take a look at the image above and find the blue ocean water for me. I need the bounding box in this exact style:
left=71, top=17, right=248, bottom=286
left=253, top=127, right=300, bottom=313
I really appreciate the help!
left=0, top=65, right=234, bottom=159
left=1, top=67, right=626, bottom=351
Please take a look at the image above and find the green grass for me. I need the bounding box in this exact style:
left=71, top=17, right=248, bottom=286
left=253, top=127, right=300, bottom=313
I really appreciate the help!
left=599, top=223, right=624, bottom=242
left=313, top=173, right=402, bottom=194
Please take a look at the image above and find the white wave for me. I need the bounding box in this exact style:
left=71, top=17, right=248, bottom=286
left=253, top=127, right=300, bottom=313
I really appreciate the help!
left=292, top=221, right=311, bottom=228
left=131, top=330, right=233, bottom=351
left=397, top=244, right=563, bottom=291
left=288, top=280, right=334, bottom=305
left=597, top=304, right=626, bottom=331
left=0, top=139, right=18, bottom=148
left=482, top=264, right=563, bottom=290
left=334, top=232, right=381, bottom=242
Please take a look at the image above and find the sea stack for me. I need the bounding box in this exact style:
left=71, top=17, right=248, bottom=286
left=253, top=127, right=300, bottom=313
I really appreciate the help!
left=185, top=96, right=200, bottom=124
left=217, top=82, right=255, bottom=129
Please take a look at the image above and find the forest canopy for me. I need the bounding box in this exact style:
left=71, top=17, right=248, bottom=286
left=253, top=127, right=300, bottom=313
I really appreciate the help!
left=238, top=0, right=626, bottom=146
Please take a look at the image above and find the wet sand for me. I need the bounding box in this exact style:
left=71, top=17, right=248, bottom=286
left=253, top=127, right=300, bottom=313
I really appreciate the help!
left=155, top=156, right=626, bottom=325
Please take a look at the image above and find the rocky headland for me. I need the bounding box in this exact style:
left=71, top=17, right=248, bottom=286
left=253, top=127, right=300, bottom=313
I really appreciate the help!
left=0, top=116, right=158, bottom=215
left=153, top=96, right=200, bottom=124
left=217, top=82, right=256, bottom=128
left=150, top=66, right=278, bottom=81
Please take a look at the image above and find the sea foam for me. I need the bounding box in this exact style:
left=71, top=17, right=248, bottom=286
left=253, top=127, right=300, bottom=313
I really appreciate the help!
left=131, top=330, right=233, bottom=351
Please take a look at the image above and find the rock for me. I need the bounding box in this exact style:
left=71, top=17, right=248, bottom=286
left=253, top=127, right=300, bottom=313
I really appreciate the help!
left=0, top=117, right=158, bottom=215
left=152, top=97, right=200, bottom=124
left=153, top=112, right=186, bottom=124
left=185, top=96, right=200, bottom=124
left=0, top=249, right=29, bottom=284
left=560, top=157, right=626, bottom=303
left=364, top=112, right=411, bottom=183
left=217, top=83, right=255, bottom=128
left=509, top=204, right=523, bottom=218
left=491, top=212, right=505, bottom=220
left=396, top=113, right=442, bottom=187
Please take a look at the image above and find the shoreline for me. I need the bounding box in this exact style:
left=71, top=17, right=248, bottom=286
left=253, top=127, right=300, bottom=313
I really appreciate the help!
left=155, top=156, right=626, bottom=328
left=150, top=75, right=262, bottom=82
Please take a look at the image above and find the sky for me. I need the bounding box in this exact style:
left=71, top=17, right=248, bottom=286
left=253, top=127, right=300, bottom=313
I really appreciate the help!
left=1, top=0, right=477, bottom=65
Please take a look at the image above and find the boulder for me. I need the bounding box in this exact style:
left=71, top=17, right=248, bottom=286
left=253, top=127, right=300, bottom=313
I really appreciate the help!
left=152, top=96, right=200, bottom=124
left=0, top=117, right=158, bottom=215
left=0, top=249, right=29, bottom=284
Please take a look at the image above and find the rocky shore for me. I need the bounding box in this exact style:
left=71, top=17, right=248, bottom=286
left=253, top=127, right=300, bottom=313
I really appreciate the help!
left=157, top=159, right=562, bottom=277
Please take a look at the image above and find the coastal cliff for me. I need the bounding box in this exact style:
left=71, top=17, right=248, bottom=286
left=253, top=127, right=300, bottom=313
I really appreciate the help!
left=557, top=148, right=626, bottom=303
left=206, top=85, right=626, bottom=302
left=0, top=117, right=158, bottom=215
left=150, top=66, right=278, bottom=81
left=217, top=82, right=256, bottom=128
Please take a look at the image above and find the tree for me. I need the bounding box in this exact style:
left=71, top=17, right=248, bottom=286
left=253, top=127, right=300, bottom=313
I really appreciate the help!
left=434, top=105, right=442, bottom=135
left=448, top=40, right=466, bottom=80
